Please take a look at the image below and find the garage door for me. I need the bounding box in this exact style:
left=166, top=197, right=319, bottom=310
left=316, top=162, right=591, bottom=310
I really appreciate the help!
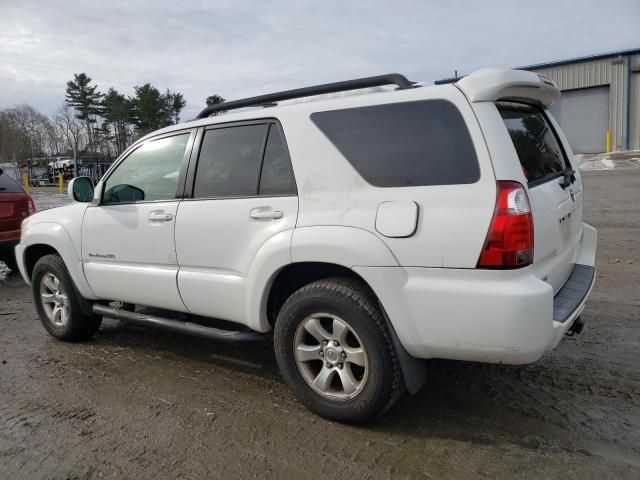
left=549, top=86, right=609, bottom=154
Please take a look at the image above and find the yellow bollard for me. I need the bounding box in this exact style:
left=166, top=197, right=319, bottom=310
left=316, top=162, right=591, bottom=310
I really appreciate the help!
left=59, top=173, right=64, bottom=194
left=606, top=129, right=611, bottom=153
left=22, top=173, right=30, bottom=194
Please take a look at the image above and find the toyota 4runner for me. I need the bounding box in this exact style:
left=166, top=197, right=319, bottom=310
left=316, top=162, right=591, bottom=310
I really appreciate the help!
left=16, top=69, right=597, bottom=423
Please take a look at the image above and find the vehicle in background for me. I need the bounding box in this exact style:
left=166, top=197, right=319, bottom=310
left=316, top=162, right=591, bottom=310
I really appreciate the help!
left=0, top=168, right=36, bottom=269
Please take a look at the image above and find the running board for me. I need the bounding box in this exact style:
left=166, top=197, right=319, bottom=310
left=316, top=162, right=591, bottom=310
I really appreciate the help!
left=92, top=304, right=264, bottom=343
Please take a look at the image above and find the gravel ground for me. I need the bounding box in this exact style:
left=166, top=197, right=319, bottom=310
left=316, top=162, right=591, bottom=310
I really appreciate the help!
left=0, top=170, right=639, bottom=479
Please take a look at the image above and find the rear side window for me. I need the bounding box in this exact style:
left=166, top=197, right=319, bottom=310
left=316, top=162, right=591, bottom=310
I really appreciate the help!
left=259, top=125, right=296, bottom=196
left=194, top=124, right=269, bottom=198
left=193, top=123, right=296, bottom=198
left=310, top=100, right=480, bottom=187
left=497, top=102, right=568, bottom=184
left=0, top=173, right=24, bottom=193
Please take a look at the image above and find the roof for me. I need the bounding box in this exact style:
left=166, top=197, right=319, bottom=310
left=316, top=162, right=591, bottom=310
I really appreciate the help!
left=435, top=46, right=640, bottom=85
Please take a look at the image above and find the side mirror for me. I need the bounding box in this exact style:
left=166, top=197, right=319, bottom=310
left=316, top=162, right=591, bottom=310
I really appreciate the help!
left=68, top=176, right=94, bottom=202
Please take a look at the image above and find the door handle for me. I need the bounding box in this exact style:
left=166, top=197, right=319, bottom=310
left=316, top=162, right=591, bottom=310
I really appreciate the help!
left=249, top=208, right=283, bottom=220
left=148, top=211, right=174, bottom=222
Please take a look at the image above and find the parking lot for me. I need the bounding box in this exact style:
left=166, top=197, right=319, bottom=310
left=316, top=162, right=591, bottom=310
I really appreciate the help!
left=1, top=168, right=639, bottom=479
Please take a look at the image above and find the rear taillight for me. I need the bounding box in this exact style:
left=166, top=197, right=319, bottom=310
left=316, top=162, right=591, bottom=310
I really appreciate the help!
left=27, top=196, right=36, bottom=215
left=477, top=181, right=533, bottom=269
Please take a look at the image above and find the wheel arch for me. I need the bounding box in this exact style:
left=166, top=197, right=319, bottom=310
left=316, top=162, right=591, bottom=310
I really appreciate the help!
left=18, top=222, right=97, bottom=300
left=265, top=261, right=428, bottom=395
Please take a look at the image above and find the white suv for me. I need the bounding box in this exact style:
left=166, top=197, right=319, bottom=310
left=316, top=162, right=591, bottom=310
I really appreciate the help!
left=16, top=69, right=597, bottom=423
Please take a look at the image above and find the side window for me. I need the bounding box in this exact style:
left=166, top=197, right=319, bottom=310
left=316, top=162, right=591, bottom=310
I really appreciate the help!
left=259, top=125, right=296, bottom=196
left=194, top=124, right=269, bottom=198
left=103, top=133, right=189, bottom=204
left=310, top=100, right=480, bottom=187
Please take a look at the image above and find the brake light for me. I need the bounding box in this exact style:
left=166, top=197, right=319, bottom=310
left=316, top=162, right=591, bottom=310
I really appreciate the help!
left=27, top=195, right=36, bottom=215
left=477, top=181, right=533, bottom=269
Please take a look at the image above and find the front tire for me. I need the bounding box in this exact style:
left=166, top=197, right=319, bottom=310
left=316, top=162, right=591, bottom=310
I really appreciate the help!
left=274, top=277, right=404, bottom=424
left=32, top=254, right=101, bottom=342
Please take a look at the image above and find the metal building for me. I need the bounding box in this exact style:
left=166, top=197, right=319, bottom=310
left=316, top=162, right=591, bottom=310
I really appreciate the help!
left=437, top=48, right=640, bottom=153
left=522, top=48, right=640, bottom=153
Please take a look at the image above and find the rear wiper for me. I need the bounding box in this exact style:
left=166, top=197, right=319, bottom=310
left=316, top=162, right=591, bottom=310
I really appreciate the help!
left=560, top=169, right=576, bottom=189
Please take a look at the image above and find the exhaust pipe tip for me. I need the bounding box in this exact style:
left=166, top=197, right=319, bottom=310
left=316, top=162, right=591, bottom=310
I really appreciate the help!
left=567, top=316, right=585, bottom=336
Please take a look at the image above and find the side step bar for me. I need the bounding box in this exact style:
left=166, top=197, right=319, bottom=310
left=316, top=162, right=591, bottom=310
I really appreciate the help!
left=92, top=304, right=264, bottom=343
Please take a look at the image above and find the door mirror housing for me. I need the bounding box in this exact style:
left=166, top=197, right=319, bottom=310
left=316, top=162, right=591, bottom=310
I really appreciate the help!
left=68, top=176, right=94, bottom=203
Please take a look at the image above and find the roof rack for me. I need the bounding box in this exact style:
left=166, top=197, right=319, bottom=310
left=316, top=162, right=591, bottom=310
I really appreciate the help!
left=195, top=73, right=416, bottom=119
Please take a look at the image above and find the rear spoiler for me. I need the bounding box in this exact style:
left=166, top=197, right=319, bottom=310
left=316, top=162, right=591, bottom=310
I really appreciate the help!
left=456, top=68, right=560, bottom=108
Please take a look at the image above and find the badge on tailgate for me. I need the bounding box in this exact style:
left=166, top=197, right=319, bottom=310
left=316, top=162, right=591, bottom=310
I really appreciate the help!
left=557, top=192, right=578, bottom=242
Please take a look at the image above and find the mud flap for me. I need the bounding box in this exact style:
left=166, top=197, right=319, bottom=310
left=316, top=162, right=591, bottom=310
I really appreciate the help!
left=379, top=303, right=427, bottom=394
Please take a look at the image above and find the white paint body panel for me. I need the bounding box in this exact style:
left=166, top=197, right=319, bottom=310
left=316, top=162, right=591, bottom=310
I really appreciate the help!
left=16, top=203, right=97, bottom=299
left=174, top=196, right=298, bottom=328
left=82, top=202, right=186, bottom=311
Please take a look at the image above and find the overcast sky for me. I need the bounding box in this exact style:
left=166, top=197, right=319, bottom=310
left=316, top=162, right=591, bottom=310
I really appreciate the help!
left=1, top=0, right=638, bottom=120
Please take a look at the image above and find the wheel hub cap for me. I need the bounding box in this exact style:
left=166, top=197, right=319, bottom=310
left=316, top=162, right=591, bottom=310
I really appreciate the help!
left=40, top=273, right=70, bottom=327
left=294, top=313, right=369, bottom=399
left=324, top=347, right=341, bottom=364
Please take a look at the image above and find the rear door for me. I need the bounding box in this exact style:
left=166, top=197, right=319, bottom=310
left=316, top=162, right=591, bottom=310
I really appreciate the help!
left=496, top=102, right=582, bottom=292
left=175, top=121, right=298, bottom=325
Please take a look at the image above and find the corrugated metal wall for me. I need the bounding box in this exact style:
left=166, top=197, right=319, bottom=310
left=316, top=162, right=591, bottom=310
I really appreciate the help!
left=631, top=54, right=640, bottom=150
left=530, top=54, right=640, bottom=152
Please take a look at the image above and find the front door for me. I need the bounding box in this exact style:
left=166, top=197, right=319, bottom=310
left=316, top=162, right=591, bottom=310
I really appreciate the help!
left=82, top=130, right=194, bottom=311
left=175, top=122, right=298, bottom=325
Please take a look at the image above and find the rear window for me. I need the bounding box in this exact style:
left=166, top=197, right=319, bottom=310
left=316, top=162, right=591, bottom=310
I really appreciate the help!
left=310, top=100, right=480, bottom=187
left=0, top=173, right=24, bottom=193
left=497, top=102, right=569, bottom=185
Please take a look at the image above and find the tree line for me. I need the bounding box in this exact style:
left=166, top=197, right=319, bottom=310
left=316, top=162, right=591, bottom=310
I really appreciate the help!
left=0, top=73, right=225, bottom=171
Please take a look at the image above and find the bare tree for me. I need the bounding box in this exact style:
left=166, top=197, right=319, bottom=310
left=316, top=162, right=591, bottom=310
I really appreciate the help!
left=55, top=104, right=84, bottom=177
left=0, top=105, right=54, bottom=170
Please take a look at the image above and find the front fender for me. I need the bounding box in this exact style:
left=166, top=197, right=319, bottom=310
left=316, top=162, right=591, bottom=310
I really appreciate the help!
left=17, top=222, right=98, bottom=300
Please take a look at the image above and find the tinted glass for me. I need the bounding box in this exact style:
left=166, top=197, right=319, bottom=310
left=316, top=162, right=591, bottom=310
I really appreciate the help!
left=259, top=126, right=296, bottom=196
left=194, top=124, right=268, bottom=198
left=103, top=133, right=189, bottom=204
left=310, top=100, right=480, bottom=187
left=0, top=173, right=24, bottom=193
left=497, top=102, right=568, bottom=184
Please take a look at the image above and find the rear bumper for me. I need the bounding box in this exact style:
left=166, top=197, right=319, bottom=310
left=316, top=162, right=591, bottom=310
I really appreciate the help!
left=355, top=223, right=597, bottom=365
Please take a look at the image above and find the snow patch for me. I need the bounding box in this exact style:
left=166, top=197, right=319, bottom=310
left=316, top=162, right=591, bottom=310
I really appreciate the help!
left=577, top=155, right=640, bottom=171
left=0, top=261, right=11, bottom=282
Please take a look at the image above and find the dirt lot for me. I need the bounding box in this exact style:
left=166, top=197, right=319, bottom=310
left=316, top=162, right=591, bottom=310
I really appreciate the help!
left=1, top=170, right=639, bottom=479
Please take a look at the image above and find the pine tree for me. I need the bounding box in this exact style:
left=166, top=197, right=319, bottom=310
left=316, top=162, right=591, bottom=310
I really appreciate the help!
left=65, top=73, right=103, bottom=152
left=102, top=88, right=131, bottom=155
left=128, top=84, right=171, bottom=135
left=164, top=90, right=186, bottom=124
left=205, top=94, right=226, bottom=115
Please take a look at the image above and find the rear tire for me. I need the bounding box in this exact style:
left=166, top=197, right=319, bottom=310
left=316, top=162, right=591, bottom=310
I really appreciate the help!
left=32, top=254, right=101, bottom=342
left=274, top=277, right=404, bottom=424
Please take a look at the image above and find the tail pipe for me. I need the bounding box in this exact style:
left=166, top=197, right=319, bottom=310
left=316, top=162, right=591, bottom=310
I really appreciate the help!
left=566, top=316, right=585, bottom=336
